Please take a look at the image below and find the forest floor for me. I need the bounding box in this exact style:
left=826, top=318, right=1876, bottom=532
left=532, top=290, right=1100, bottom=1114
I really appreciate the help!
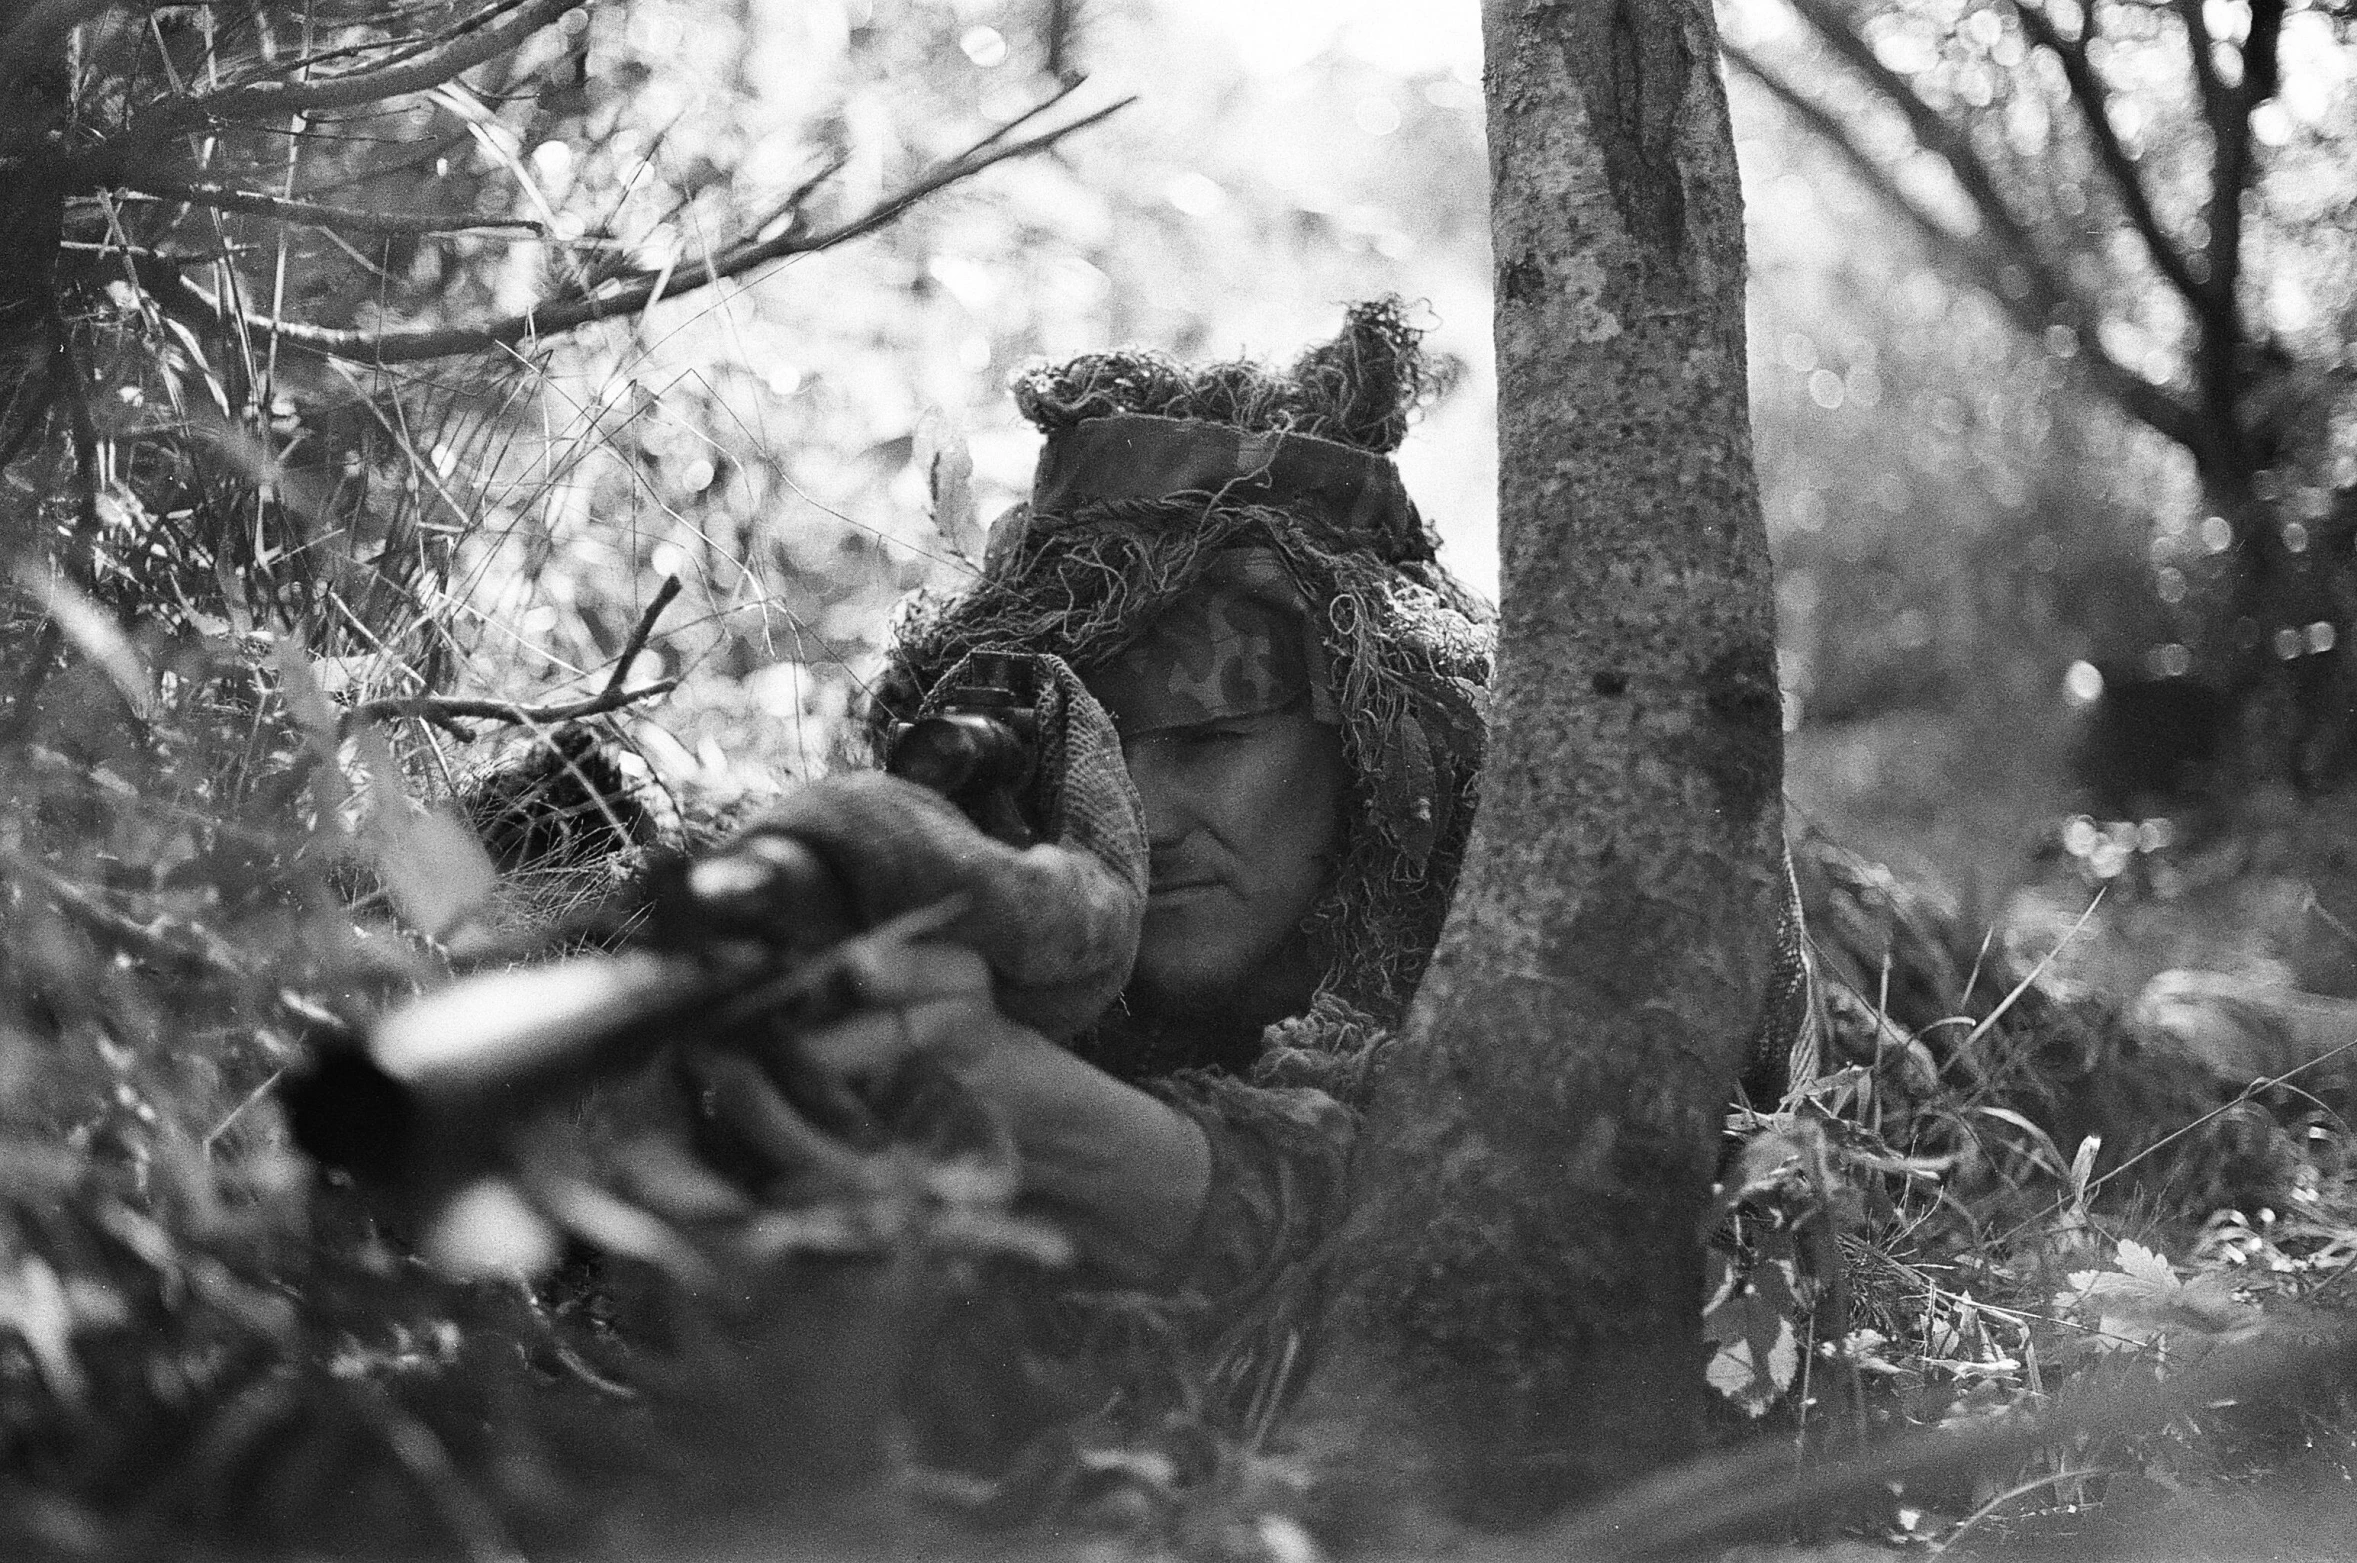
left=7, top=692, right=2357, bottom=1560
left=1772, top=710, right=2357, bottom=1560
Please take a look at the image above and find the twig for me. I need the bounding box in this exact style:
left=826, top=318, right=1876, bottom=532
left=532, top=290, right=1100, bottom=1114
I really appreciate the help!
left=1930, top=1462, right=2107, bottom=1553
left=339, top=677, right=679, bottom=736
left=129, top=89, right=1132, bottom=364
left=604, top=574, right=681, bottom=696
left=48, top=311, right=104, bottom=583
left=1725, top=44, right=2207, bottom=457
left=203, top=1068, right=287, bottom=1157
left=1784, top=0, right=2059, bottom=291
left=119, top=182, right=546, bottom=238
left=144, top=0, right=585, bottom=132
left=2013, top=2, right=2203, bottom=304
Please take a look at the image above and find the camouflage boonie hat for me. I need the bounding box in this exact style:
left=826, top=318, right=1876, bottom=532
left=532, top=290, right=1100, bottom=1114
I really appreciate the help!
left=1080, top=548, right=1339, bottom=738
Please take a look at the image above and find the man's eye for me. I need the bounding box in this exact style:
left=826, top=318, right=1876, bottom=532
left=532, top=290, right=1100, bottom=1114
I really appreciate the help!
left=1127, top=724, right=1258, bottom=760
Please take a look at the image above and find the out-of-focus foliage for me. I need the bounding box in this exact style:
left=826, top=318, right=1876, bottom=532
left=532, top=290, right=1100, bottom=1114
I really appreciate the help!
left=12, top=0, right=2357, bottom=1554
left=1731, top=0, right=2357, bottom=810
left=471, top=0, right=1497, bottom=800
left=0, top=4, right=1503, bottom=1552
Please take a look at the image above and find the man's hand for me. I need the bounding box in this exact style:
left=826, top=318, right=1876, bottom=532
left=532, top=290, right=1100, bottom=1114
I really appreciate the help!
left=682, top=921, right=1211, bottom=1287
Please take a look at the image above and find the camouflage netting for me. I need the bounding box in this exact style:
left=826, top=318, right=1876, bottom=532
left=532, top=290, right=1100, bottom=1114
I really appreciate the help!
left=1009, top=295, right=1450, bottom=455
left=865, top=300, right=1491, bottom=1090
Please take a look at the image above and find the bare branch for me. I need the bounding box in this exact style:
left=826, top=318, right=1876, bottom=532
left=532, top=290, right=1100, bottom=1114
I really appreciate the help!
left=118, top=182, right=545, bottom=238
left=2013, top=1, right=2204, bottom=304
left=1785, top=0, right=2077, bottom=322
left=2172, top=0, right=2233, bottom=131
left=340, top=678, right=680, bottom=737
left=603, top=575, right=681, bottom=697
left=2172, top=0, right=2283, bottom=478
left=1728, top=44, right=2208, bottom=457
left=132, top=89, right=1132, bottom=365
left=140, top=0, right=585, bottom=133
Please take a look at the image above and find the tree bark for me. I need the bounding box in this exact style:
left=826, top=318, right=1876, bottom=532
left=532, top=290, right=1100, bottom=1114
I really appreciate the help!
left=1298, top=0, right=1782, bottom=1523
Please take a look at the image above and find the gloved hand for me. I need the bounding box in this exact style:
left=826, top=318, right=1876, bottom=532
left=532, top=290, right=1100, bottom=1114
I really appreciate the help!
left=676, top=916, right=1210, bottom=1286
left=680, top=653, right=1146, bottom=1041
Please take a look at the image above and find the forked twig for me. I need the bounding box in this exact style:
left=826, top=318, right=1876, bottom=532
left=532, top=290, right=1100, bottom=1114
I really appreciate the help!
left=340, top=677, right=679, bottom=737
left=343, top=575, right=683, bottom=735
left=605, top=575, right=682, bottom=696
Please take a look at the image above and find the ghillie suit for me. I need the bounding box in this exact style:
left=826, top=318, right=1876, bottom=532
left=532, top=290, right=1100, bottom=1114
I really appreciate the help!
left=866, top=304, right=2357, bottom=1486
left=865, top=302, right=1817, bottom=1497
left=873, top=298, right=1490, bottom=1077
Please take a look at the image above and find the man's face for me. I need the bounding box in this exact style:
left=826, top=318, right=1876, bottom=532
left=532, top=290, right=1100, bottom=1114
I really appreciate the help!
left=1113, top=708, right=1344, bottom=1009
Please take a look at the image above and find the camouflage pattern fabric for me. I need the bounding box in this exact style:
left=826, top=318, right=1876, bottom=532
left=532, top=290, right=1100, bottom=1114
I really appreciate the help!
left=1030, top=413, right=1431, bottom=564
left=872, top=381, right=1828, bottom=1466
left=1078, top=548, right=1338, bottom=736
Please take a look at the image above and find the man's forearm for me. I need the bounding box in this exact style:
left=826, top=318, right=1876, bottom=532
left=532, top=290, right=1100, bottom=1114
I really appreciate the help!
left=963, top=1043, right=1213, bottom=1286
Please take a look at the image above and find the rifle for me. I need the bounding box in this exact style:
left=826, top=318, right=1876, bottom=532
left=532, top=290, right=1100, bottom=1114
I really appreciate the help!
left=282, top=651, right=1063, bottom=1243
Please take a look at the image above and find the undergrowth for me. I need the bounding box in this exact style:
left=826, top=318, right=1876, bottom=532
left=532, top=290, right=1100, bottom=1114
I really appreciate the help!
left=1687, top=845, right=2357, bottom=1556
left=1, top=8, right=2354, bottom=1555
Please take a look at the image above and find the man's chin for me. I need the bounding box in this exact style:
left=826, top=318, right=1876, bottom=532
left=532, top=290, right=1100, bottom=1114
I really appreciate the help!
left=1129, top=921, right=1321, bottom=1029
left=1129, top=942, right=1251, bottom=1011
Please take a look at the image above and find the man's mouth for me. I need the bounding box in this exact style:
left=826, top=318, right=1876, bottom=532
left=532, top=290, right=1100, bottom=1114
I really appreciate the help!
left=1148, top=875, right=1223, bottom=898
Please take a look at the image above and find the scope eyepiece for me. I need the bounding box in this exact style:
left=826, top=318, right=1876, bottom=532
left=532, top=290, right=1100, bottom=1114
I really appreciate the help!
left=888, top=712, right=1030, bottom=798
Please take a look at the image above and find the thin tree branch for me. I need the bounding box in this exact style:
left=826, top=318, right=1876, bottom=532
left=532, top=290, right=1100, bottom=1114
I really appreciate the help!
left=2013, top=1, right=2204, bottom=303
left=2173, top=0, right=2283, bottom=483
left=1728, top=45, right=2207, bottom=456
left=2174, top=0, right=2233, bottom=131
left=340, top=677, right=679, bottom=736
left=130, top=90, right=1132, bottom=365
left=1785, top=0, right=2069, bottom=307
left=117, top=182, right=545, bottom=238
left=1046, top=0, right=1075, bottom=79
left=603, top=575, right=681, bottom=697
left=147, top=0, right=584, bottom=130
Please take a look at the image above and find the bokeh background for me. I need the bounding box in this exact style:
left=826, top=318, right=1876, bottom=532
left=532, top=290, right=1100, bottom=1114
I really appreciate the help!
left=10, top=3, right=2357, bottom=1550
left=419, top=0, right=2356, bottom=978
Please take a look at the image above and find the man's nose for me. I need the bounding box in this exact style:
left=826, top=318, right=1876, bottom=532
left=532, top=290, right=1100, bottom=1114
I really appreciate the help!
left=1122, top=743, right=1194, bottom=850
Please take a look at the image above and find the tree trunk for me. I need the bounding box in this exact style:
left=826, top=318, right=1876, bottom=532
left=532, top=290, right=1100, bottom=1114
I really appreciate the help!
left=1298, top=0, right=1782, bottom=1523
